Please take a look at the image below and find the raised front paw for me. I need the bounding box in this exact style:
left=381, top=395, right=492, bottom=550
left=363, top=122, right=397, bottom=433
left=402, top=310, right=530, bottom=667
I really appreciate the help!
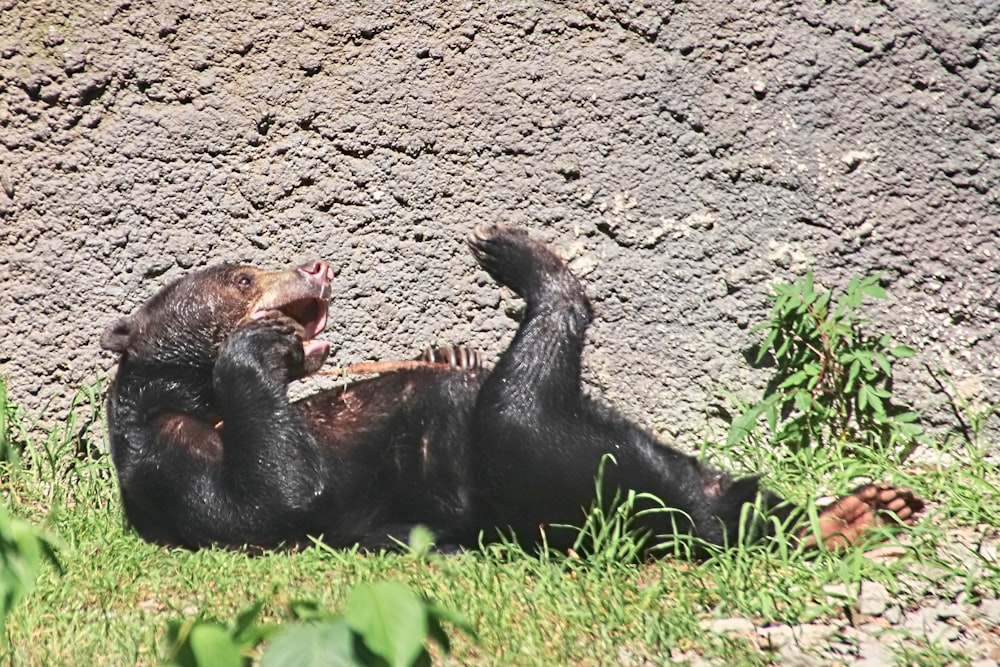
left=222, top=310, right=329, bottom=382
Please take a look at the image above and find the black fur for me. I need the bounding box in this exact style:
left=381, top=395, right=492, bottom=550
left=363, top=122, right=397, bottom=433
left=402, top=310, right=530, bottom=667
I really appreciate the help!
left=102, top=226, right=796, bottom=554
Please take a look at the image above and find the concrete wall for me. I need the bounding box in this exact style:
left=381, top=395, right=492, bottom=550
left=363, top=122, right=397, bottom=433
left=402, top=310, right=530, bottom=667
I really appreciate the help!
left=2, top=0, right=997, bottom=446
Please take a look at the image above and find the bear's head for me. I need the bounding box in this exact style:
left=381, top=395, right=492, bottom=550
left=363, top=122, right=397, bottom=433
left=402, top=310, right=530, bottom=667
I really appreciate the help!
left=101, top=261, right=334, bottom=371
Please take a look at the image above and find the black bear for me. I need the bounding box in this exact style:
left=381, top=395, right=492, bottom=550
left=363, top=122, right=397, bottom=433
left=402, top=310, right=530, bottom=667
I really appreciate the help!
left=100, top=226, right=922, bottom=553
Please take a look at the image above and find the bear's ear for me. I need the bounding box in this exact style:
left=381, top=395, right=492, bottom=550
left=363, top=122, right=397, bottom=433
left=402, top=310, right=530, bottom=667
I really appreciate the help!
left=100, top=315, right=136, bottom=353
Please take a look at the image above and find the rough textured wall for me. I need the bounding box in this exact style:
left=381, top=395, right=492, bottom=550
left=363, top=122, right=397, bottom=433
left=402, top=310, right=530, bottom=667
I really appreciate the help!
left=1, top=0, right=997, bottom=446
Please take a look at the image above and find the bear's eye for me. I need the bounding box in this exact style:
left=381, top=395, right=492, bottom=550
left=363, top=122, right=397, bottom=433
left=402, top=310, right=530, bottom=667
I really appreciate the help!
left=236, top=274, right=253, bottom=290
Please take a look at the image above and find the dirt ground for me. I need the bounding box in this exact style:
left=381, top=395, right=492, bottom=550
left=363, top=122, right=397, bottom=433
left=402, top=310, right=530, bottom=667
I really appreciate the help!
left=1, top=1, right=998, bottom=446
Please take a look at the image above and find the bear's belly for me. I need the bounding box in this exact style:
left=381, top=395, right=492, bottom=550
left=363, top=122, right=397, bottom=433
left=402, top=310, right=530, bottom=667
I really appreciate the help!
left=294, top=367, right=486, bottom=533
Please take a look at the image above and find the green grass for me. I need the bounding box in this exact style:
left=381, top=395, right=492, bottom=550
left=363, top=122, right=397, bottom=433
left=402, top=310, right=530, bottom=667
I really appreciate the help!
left=1, top=380, right=997, bottom=666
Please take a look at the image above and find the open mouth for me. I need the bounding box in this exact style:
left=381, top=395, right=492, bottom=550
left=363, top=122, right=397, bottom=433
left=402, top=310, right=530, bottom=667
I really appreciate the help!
left=250, top=295, right=331, bottom=375
left=276, top=297, right=328, bottom=340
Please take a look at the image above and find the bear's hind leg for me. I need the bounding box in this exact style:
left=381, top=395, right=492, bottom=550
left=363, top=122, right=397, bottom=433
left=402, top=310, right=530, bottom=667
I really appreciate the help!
left=467, top=226, right=611, bottom=543
left=467, top=225, right=592, bottom=413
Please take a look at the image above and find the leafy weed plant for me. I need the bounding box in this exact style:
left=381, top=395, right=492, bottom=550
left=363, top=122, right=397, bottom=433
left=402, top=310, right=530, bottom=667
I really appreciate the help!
left=164, top=581, right=474, bottom=667
left=729, top=272, right=926, bottom=458
left=0, top=377, right=61, bottom=634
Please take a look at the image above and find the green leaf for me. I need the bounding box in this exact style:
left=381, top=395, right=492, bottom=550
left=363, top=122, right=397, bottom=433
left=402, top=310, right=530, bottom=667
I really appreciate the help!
left=861, top=283, right=887, bottom=300
left=857, top=353, right=873, bottom=373
left=870, top=385, right=891, bottom=399
left=345, top=582, right=428, bottom=667
left=776, top=417, right=807, bottom=451
left=188, top=624, right=244, bottom=667
left=775, top=336, right=791, bottom=360
left=793, top=391, right=813, bottom=413
left=232, top=600, right=264, bottom=638
left=813, top=290, right=831, bottom=319
left=890, top=345, right=916, bottom=358
left=865, top=388, right=885, bottom=414
left=765, top=402, right=778, bottom=434
left=892, top=411, right=922, bottom=423
left=756, top=329, right=778, bottom=363
left=261, top=620, right=360, bottom=667
left=727, top=404, right=762, bottom=447
left=239, top=623, right=283, bottom=650
left=801, top=272, right=815, bottom=304
left=846, top=359, right=861, bottom=392
left=288, top=600, right=335, bottom=623
left=407, top=525, right=435, bottom=559
left=873, top=353, right=892, bottom=377
left=0, top=502, right=57, bottom=631
left=778, top=370, right=809, bottom=389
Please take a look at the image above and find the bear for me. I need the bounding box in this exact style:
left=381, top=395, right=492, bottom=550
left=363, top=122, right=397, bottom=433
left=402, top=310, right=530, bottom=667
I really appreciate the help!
left=100, top=225, right=923, bottom=554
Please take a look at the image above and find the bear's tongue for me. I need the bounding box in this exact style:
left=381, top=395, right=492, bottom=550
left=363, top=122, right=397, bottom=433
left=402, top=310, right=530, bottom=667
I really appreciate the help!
left=277, top=298, right=328, bottom=340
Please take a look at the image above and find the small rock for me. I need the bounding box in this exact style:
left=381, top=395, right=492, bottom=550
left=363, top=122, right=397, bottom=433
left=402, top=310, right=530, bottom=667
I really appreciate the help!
left=936, top=603, right=965, bottom=620
left=858, top=637, right=895, bottom=663
left=43, top=27, right=65, bottom=47
left=617, top=646, right=648, bottom=666
left=62, top=50, right=87, bottom=74
left=81, top=110, right=102, bottom=128
left=298, top=54, right=322, bottom=75
left=776, top=653, right=823, bottom=667
left=883, top=604, right=903, bottom=624
left=756, top=623, right=835, bottom=650
left=757, top=625, right=795, bottom=649
left=39, top=83, right=62, bottom=104
left=568, top=256, right=598, bottom=278
left=858, top=581, right=890, bottom=616
left=904, top=608, right=960, bottom=643
left=683, top=211, right=716, bottom=231
left=701, top=617, right=755, bottom=635
left=978, top=599, right=1000, bottom=624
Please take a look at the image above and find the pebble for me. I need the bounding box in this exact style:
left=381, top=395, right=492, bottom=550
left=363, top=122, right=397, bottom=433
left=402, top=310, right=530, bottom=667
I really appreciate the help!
left=700, top=617, right=755, bottom=635
left=757, top=624, right=795, bottom=649
left=936, top=603, right=966, bottom=621
left=883, top=605, right=903, bottom=624
left=858, top=581, right=890, bottom=616
left=756, top=623, right=835, bottom=650
left=858, top=638, right=895, bottom=663
left=979, top=599, right=1000, bottom=624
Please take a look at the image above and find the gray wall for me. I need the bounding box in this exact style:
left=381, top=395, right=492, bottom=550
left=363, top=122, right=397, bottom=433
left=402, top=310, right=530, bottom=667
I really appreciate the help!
left=2, top=1, right=997, bottom=447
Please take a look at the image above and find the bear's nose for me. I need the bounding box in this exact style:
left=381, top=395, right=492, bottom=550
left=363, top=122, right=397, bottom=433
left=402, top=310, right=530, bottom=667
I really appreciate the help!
left=299, top=260, right=335, bottom=282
